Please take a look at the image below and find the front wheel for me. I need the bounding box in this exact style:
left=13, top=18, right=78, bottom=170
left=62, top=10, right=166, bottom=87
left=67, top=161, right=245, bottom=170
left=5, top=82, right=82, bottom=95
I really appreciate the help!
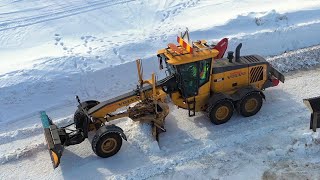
left=208, top=100, right=234, bottom=125
left=92, top=132, right=122, bottom=158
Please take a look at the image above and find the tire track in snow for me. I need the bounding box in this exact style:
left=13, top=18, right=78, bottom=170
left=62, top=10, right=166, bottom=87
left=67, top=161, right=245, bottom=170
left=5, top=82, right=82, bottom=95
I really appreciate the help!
left=160, top=0, right=201, bottom=22
left=0, top=141, right=46, bottom=165
left=0, top=0, right=136, bottom=31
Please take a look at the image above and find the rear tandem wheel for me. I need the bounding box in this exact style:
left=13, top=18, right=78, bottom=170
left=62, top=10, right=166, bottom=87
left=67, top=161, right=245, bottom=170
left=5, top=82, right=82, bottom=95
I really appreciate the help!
left=237, top=92, right=263, bottom=117
left=208, top=99, right=234, bottom=125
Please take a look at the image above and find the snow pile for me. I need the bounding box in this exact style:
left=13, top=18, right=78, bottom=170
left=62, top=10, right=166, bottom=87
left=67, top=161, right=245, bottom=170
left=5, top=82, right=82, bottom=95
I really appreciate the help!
left=262, top=132, right=320, bottom=180
left=268, top=45, right=320, bottom=72
left=0, top=124, right=43, bottom=145
left=117, top=120, right=160, bottom=155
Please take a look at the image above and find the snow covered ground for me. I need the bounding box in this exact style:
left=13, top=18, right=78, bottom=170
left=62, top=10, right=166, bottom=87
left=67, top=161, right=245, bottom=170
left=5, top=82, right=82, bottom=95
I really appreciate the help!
left=1, top=0, right=320, bottom=179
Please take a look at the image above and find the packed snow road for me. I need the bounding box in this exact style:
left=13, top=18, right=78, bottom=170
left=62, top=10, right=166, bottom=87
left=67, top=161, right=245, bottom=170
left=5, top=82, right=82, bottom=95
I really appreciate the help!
left=1, top=0, right=320, bottom=179
left=1, top=46, right=320, bottom=179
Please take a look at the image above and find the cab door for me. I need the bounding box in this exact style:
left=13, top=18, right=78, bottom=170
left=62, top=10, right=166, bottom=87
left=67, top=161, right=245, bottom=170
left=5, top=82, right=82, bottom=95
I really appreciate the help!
left=177, top=62, right=199, bottom=98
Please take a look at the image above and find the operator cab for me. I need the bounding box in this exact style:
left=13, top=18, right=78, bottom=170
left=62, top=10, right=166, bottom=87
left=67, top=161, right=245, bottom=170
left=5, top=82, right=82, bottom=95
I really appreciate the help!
left=157, top=40, right=218, bottom=99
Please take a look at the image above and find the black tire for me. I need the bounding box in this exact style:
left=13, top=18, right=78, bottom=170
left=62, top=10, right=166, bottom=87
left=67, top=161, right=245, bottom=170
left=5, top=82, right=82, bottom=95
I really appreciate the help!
left=208, top=100, right=234, bottom=125
left=237, top=92, right=263, bottom=117
left=92, top=132, right=122, bottom=158
left=74, top=100, right=99, bottom=129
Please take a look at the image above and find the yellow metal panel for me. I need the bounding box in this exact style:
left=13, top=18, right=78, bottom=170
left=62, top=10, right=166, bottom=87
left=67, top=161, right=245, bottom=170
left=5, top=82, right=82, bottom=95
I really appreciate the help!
left=170, top=82, right=211, bottom=112
left=211, top=72, right=225, bottom=93
left=171, top=92, right=186, bottom=109
left=223, top=67, right=249, bottom=92
left=157, top=49, right=165, bottom=54
left=91, top=85, right=167, bottom=118
left=211, top=67, right=249, bottom=94
left=91, top=95, right=140, bottom=118
left=192, top=81, right=211, bottom=111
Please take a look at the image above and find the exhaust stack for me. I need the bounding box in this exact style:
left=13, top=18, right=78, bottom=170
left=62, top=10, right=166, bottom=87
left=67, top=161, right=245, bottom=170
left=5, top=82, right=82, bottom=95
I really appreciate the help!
left=235, top=43, right=242, bottom=62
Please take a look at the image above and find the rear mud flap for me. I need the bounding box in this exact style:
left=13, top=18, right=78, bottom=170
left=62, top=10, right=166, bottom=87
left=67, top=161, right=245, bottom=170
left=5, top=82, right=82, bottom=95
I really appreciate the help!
left=40, top=111, right=64, bottom=168
left=303, top=97, right=320, bottom=132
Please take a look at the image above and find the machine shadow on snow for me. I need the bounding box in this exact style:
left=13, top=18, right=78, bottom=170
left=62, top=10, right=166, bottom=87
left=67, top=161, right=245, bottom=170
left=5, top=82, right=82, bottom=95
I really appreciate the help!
left=59, top=148, right=110, bottom=179
left=192, top=88, right=306, bottom=141
left=59, top=135, right=154, bottom=178
left=158, top=112, right=200, bottom=151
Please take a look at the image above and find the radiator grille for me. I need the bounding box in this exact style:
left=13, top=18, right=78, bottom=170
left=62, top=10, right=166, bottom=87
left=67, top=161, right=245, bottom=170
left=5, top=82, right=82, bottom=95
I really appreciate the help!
left=243, top=55, right=260, bottom=63
left=250, top=66, right=263, bottom=83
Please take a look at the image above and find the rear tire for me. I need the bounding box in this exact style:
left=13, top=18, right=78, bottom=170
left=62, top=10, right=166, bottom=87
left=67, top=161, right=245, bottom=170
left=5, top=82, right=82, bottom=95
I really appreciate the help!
left=237, top=92, right=263, bottom=117
left=208, top=100, right=234, bottom=125
left=92, top=132, right=122, bottom=158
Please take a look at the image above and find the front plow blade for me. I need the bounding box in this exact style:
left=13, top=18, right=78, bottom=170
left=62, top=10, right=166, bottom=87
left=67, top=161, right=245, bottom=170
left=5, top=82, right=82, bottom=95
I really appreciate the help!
left=303, top=96, right=320, bottom=132
left=40, top=111, right=64, bottom=169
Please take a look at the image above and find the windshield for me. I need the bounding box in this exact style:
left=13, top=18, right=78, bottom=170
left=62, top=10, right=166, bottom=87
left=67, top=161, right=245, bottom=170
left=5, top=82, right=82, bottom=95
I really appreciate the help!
left=175, top=59, right=212, bottom=98
left=176, top=62, right=199, bottom=98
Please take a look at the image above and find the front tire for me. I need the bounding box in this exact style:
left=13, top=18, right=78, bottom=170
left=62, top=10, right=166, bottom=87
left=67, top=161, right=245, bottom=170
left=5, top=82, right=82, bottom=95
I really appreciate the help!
left=74, top=100, right=99, bottom=130
left=237, top=92, right=263, bottom=117
left=92, top=132, right=122, bottom=158
left=208, top=100, right=234, bottom=125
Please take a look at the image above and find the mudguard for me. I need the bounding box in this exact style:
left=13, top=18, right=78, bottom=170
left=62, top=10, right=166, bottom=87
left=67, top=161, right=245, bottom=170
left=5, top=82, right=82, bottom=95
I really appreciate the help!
left=95, top=124, right=127, bottom=141
left=207, top=93, right=233, bottom=110
left=231, top=86, right=266, bottom=101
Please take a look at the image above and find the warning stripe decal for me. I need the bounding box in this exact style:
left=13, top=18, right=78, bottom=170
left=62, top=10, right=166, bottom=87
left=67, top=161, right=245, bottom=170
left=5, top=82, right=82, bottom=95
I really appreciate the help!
left=177, top=36, right=193, bottom=53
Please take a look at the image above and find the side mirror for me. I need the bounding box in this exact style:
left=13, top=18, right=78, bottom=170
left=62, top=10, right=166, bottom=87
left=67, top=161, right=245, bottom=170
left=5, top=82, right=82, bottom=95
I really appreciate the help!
left=157, top=54, right=163, bottom=70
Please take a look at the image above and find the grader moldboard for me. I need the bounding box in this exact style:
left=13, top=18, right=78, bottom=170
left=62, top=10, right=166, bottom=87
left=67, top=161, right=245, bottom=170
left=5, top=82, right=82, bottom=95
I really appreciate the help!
left=41, top=30, right=285, bottom=168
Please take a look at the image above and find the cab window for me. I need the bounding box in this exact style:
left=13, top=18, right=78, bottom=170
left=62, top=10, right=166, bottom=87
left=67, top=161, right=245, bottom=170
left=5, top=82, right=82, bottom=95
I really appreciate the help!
left=177, top=62, right=199, bottom=98
left=199, top=59, right=211, bottom=86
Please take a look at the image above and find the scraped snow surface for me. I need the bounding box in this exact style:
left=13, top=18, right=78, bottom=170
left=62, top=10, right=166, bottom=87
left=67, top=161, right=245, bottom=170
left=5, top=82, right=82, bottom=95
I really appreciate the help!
left=1, top=0, right=320, bottom=179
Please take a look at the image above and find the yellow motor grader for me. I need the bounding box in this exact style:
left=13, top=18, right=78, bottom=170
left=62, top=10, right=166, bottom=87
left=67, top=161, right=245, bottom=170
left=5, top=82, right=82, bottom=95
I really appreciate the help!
left=41, top=30, right=284, bottom=168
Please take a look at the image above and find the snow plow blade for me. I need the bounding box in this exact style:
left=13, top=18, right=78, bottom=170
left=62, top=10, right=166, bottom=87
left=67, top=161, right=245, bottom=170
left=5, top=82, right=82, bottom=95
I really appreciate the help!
left=40, top=111, right=64, bottom=169
left=303, top=96, right=320, bottom=132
